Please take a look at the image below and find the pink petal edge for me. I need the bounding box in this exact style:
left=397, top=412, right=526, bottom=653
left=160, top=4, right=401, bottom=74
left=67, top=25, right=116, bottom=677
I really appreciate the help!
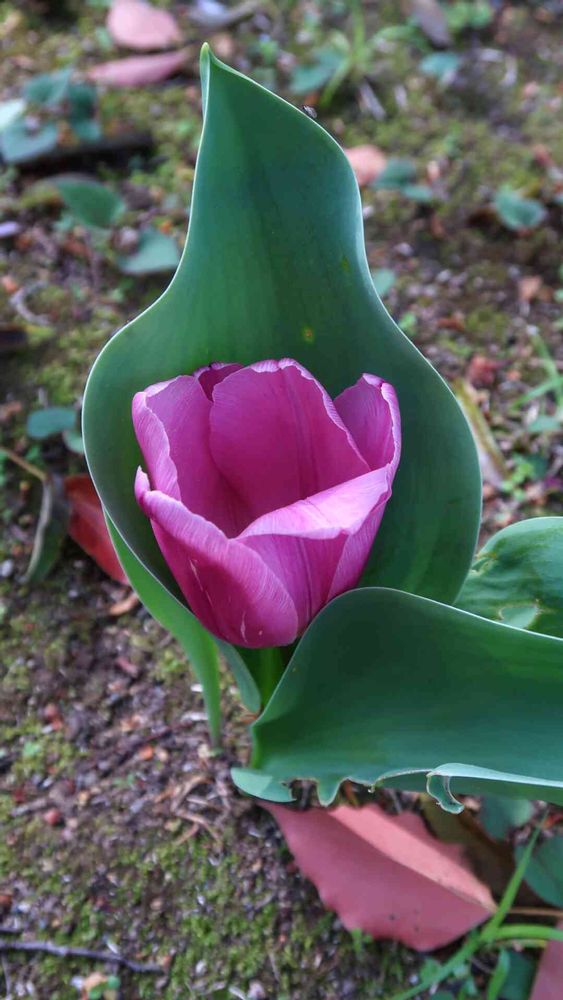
left=135, top=470, right=299, bottom=647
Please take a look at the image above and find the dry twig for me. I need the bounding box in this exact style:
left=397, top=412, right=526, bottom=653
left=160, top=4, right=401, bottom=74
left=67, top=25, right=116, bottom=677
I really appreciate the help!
left=0, top=937, right=162, bottom=974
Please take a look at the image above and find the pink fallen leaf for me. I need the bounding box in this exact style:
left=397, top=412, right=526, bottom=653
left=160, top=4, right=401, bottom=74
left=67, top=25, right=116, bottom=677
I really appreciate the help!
left=88, top=49, right=189, bottom=87
left=107, top=0, right=182, bottom=51
left=343, top=144, right=387, bottom=187
left=530, top=922, right=563, bottom=1000
left=266, top=802, right=495, bottom=950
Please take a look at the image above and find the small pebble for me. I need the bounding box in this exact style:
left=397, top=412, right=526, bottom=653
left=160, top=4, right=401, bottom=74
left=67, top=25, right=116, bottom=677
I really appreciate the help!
left=0, top=559, right=14, bottom=579
left=247, top=984, right=266, bottom=1000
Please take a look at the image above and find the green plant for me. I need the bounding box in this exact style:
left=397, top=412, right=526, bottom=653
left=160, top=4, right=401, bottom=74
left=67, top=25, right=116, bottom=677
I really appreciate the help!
left=83, top=48, right=563, bottom=811
left=0, top=69, right=100, bottom=164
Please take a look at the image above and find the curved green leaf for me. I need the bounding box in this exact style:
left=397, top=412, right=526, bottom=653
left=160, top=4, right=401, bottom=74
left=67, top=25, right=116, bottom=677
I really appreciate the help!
left=236, top=588, right=563, bottom=808
left=57, top=179, right=125, bottom=230
left=108, top=517, right=260, bottom=721
left=457, top=517, right=563, bottom=638
left=83, top=47, right=480, bottom=637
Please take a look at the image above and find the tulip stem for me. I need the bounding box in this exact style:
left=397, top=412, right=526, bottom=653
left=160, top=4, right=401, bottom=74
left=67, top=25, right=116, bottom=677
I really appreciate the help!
left=253, top=646, right=286, bottom=708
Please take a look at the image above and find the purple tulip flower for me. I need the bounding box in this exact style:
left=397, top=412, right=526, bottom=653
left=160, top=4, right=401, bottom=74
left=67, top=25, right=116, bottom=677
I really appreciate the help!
left=133, top=359, right=401, bottom=648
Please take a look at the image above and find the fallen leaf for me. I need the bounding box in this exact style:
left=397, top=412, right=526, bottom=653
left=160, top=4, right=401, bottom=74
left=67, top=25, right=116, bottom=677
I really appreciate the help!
left=466, top=353, right=501, bottom=387
left=343, top=144, right=387, bottom=187
left=115, top=655, right=140, bottom=678
left=532, top=143, right=555, bottom=169
left=0, top=400, right=21, bottom=422
left=187, top=0, right=259, bottom=29
left=109, top=590, right=140, bottom=616
left=437, top=312, right=466, bottom=333
left=409, top=0, right=451, bottom=46
left=25, top=474, right=69, bottom=584
left=107, top=0, right=182, bottom=51
left=516, top=836, right=563, bottom=907
left=266, top=803, right=494, bottom=950
left=455, top=378, right=510, bottom=488
left=64, top=474, right=128, bottom=584
left=518, top=275, right=543, bottom=303
left=43, top=807, right=64, bottom=827
left=530, top=922, right=563, bottom=1000
left=88, top=49, right=189, bottom=88
left=1, top=274, right=19, bottom=294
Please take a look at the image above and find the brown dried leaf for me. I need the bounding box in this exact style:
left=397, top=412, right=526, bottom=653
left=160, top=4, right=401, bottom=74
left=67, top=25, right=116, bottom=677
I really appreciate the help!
left=108, top=590, right=140, bottom=616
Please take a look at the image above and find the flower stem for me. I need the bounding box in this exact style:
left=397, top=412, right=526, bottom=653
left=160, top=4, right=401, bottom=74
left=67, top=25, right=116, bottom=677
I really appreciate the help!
left=253, top=646, right=286, bottom=709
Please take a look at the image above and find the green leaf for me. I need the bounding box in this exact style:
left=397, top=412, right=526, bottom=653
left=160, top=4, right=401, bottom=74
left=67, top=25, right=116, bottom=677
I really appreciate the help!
left=107, top=517, right=223, bottom=745
left=480, top=796, right=534, bottom=840
left=501, top=952, right=536, bottom=1000
left=117, top=228, right=180, bottom=275
left=62, top=427, right=85, bottom=454
left=516, top=836, right=563, bottom=907
left=487, top=950, right=510, bottom=1000
left=238, top=588, right=563, bottom=807
left=456, top=518, right=563, bottom=638
left=494, top=188, right=546, bottom=231
left=27, top=406, right=77, bottom=440
left=83, top=47, right=480, bottom=638
left=402, top=183, right=435, bottom=203
left=68, top=81, right=101, bottom=142
left=373, top=158, right=417, bottom=189
left=24, top=475, right=69, bottom=584
left=70, top=116, right=102, bottom=142
left=56, top=179, right=125, bottom=229
left=0, top=98, right=26, bottom=132
left=420, top=52, right=461, bottom=79
left=371, top=268, right=396, bottom=297
left=0, top=120, right=58, bottom=163
left=24, top=68, right=72, bottom=106
left=289, top=48, right=344, bottom=95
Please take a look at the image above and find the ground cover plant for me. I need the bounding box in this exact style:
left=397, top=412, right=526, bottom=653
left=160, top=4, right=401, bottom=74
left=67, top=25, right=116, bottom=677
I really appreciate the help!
left=1, top=1, right=562, bottom=997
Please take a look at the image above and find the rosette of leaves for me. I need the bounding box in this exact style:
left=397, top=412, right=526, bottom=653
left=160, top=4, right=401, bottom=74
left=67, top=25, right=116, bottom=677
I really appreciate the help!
left=83, top=48, right=563, bottom=811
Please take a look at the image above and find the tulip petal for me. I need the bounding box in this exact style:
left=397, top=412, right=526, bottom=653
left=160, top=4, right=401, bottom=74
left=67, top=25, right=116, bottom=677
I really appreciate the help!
left=193, top=362, right=243, bottom=400
left=133, top=375, right=248, bottom=536
left=135, top=469, right=299, bottom=647
left=209, top=359, right=369, bottom=520
left=241, top=468, right=391, bottom=631
left=334, top=375, right=401, bottom=474
left=329, top=376, right=401, bottom=599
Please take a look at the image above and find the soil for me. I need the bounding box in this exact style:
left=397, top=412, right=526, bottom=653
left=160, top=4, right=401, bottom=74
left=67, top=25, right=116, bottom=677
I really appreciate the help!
left=0, top=0, right=561, bottom=997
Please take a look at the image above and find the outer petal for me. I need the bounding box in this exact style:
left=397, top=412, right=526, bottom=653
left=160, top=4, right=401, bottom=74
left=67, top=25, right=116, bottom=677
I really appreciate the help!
left=133, top=375, right=248, bottom=536
left=192, top=362, right=243, bottom=400
left=241, top=469, right=391, bottom=631
left=209, top=359, right=369, bottom=520
left=334, top=375, right=401, bottom=475
left=329, top=375, right=401, bottom=598
left=135, top=469, right=298, bottom=647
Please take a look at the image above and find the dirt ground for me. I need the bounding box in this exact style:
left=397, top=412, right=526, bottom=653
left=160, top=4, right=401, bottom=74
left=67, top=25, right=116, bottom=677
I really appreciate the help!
left=0, top=0, right=562, bottom=997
